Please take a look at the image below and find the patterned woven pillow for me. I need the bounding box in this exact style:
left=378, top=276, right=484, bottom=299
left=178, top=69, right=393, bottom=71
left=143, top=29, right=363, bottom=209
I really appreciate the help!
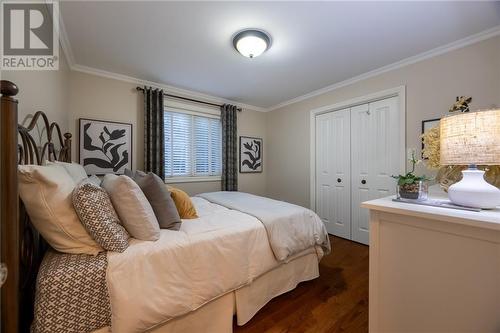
left=73, top=181, right=129, bottom=252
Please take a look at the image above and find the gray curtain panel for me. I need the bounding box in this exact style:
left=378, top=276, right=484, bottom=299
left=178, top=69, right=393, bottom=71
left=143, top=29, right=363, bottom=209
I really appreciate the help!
left=221, top=104, right=238, bottom=191
left=143, top=86, right=165, bottom=180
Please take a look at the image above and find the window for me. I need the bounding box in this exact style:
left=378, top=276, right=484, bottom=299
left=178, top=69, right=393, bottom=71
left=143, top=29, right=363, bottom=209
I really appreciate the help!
left=164, top=106, right=222, bottom=181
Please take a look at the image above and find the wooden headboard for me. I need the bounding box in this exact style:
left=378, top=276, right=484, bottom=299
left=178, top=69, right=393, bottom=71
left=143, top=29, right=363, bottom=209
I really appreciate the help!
left=1, top=80, right=72, bottom=333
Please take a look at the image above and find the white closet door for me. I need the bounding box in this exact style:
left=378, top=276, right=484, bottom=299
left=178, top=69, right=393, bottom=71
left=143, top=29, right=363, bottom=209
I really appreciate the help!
left=315, top=109, right=351, bottom=238
left=351, top=97, right=401, bottom=244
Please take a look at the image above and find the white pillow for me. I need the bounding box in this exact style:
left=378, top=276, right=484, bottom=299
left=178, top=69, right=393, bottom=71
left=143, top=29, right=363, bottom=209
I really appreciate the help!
left=102, top=174, right=160, bottom=241
left=18, top=164, right=102, bottom=255
left=46, top=160, right=88, bottom=184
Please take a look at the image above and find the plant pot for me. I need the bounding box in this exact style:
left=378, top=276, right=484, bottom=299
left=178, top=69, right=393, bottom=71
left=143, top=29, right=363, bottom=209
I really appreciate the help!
left=397, top=181, right=428, bottom=201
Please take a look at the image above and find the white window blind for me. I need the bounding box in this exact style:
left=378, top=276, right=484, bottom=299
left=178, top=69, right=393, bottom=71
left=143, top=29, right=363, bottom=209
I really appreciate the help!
left=164, top=110, right=222, bottom=179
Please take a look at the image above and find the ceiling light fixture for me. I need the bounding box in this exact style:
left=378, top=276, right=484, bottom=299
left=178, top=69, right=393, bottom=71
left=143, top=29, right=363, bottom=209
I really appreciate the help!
left=233, top=29, right=271, bottom=58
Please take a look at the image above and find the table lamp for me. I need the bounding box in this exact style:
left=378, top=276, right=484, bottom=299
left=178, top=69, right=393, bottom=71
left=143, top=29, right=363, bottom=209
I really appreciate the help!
left=440, top=109, right=500, bottom=209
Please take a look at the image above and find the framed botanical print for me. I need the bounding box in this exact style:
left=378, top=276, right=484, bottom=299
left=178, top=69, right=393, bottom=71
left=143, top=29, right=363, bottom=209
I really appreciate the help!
left=239, top=136, right=263, bottom=173
left=421, top=118, right=440, bottom=157
left=79, top=118, right=132, bottom=175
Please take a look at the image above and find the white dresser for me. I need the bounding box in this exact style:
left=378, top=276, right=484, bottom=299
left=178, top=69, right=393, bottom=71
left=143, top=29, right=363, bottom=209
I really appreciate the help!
left=362, top=196, right=500, bottom=333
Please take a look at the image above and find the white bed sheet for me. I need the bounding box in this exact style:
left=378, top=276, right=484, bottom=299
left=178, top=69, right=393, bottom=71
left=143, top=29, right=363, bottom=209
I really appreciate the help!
left=198, top=192, right=330, bottom=261
left=107, top=197, right=319, bottom=333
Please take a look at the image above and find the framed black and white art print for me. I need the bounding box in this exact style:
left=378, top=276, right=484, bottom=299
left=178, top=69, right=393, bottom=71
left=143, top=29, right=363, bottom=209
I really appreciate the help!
left=79, top=118, right=132, bottom=175
left=239, top=136, right=263, bottom=173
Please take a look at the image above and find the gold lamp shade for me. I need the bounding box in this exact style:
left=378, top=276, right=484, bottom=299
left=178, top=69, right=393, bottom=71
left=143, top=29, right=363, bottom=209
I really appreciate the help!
left=440, top=109, right=500, bottom=166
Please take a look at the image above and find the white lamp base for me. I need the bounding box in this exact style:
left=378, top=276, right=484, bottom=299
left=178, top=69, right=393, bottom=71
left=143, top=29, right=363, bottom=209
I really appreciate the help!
left=448, top=169, right=500, bottom=209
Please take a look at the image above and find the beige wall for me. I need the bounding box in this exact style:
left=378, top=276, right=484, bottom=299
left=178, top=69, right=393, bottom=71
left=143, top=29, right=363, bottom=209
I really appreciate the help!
left=2, top=58, right=267, bottom=197
left=67, top=70, right=268, bottom=196
left=68, top=71, right=142, bottom=168
left=5, top=35, right=498, bottom=205
left=2, top=53, right=70, bottom=132
left=236, top=108, right=268, bottom=196
left=266, top=36, right=500, bottom=207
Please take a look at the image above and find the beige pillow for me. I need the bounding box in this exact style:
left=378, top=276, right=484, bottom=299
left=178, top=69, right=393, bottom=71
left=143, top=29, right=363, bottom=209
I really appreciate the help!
left=46, top=160, right=88, bottom=184
left=102, top=174, right=160, bottom=241
left=18, top=164, right=102, bottom=255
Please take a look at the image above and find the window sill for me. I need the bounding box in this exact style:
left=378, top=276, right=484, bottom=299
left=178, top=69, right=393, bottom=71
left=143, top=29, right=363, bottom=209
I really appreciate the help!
left=164, top=176, right=221, bottom=184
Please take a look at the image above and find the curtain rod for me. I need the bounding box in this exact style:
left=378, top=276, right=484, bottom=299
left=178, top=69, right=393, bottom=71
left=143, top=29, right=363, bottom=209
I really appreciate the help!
left=136, top=87, right=242, bottom=112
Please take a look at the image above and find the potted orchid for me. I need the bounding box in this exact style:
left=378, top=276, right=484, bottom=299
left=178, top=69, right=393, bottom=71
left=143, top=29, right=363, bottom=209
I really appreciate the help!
left=392, top=149, right=431, bottom=200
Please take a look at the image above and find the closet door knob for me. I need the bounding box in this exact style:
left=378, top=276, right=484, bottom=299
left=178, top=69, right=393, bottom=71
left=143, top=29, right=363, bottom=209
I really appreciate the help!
left=337, top=178, right=341, bottom=183
left=361, top=179, right=367, bottom=184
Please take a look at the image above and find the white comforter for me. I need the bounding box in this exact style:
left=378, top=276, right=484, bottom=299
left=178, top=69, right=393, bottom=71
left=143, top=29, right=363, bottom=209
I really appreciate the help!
left=107, top=196, right=326, bottom=333
left=198, top=192, right=331, bottom=261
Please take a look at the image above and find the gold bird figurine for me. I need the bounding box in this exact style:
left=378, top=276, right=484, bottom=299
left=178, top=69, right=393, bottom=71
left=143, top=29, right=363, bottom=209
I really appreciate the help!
left=449, top=96, right=472, bottom=113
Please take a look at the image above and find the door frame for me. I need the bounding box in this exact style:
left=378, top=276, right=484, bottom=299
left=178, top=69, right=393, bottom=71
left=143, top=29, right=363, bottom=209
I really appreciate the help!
left=309, top=85, right=406, bottom=211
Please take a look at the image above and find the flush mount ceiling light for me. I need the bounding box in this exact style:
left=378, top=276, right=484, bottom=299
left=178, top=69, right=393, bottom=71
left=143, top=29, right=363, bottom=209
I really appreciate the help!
left=233, top=29, right=271, bottom=58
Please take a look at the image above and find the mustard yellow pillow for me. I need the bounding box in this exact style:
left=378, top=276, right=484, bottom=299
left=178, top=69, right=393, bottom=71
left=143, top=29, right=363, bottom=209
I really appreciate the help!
left=167, top=186, right=198, bottom=219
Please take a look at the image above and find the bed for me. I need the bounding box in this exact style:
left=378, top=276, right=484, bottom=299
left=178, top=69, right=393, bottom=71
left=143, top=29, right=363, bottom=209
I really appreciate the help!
left=0, top=80, right=330, bottom=333
left=95, top=196, right=324, bottom=333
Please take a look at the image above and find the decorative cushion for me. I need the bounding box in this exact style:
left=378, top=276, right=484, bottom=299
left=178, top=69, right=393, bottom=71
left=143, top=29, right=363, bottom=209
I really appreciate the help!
left=102, top=174, right=160, bottom=241
left=125, top=169, right=181, bottom=230
left=18, top=164, right=102, bottom=255
left=73, top=180, right=129, bottom=252
left=124, top=168, right=134, bottom=178
left=46, top=160, right=88, bottom=184
left=167, top=186, right=198, bottom=219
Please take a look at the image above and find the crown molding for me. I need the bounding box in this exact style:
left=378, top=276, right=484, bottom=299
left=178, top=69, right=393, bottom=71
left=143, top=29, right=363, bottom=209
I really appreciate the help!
left=43, top=0, right=72, bottom=68
left=57, top=6, right=75, bottom=68
left=55, top=3, right=265, bottom=112
left=266, top=25, right=500, bottom=112
left=57, top=5, right=499, bottom=114
left=70, top=64, right=266, bottom=112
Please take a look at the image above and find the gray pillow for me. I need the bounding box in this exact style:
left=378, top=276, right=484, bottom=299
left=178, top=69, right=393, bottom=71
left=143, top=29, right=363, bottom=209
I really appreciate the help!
left=124, top=168, right=135, bottom=178
left=125, top=170, right=181, bottom=230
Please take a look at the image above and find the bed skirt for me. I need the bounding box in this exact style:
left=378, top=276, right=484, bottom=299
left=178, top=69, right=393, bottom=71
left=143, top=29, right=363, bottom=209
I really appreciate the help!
left=92, top=250, right=320, bottom=333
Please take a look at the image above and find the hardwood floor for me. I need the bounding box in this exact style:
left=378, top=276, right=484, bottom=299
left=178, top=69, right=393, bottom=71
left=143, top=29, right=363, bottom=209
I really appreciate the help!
left=234, top=236, right=369, bottom=333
